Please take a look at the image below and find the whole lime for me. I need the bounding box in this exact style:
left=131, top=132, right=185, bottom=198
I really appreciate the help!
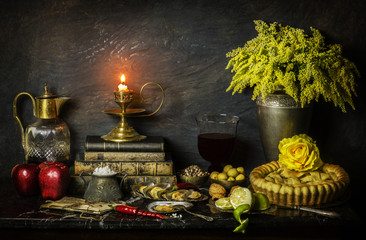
left=227, top=168, right=239, bottom=178
left=236, top=166, right=245, bottom=174
left=228, top=176, right=235, bottom=181
left=235, top=173, right=245, bottom=181
left=223, top=165, right=233, bottom=173
left=210, top=171, right=219, bottom=180
left=217, top=172, right=228, bottom=180
left=252, top=193, right=270, bottom=211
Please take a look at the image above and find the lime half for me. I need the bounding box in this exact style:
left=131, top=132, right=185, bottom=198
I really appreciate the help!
left=252, top=193, right=270, bottom=211
left=229, top=187, right=253, bottom=209
left=215, top=197, right=234, bottom=210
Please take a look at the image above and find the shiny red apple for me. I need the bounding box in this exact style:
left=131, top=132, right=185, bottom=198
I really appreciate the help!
left=11, top=163, right=40, bottom=196
left=38, top=161, right=70, bottom=200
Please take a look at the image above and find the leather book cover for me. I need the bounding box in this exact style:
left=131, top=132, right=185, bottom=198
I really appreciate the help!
left=85, top=136, right=165, bottom=152
left=84, top=151, right=166, bottom=161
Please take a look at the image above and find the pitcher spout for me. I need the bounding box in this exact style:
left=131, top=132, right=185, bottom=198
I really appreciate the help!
left=55, top=97, right=71, bottom=116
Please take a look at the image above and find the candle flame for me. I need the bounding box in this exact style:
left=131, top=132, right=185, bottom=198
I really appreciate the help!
left=118, top=74, right=128, bottom=91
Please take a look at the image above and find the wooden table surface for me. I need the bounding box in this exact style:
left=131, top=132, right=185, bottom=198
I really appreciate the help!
left=0, top=178, right=362, bottom=240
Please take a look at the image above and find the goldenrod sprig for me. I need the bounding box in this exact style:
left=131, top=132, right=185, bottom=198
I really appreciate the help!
left=226, top=20, right=360, bottom=112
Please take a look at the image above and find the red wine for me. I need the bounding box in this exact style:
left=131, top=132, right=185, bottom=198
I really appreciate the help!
left=198, top=133, right=235, bottom=170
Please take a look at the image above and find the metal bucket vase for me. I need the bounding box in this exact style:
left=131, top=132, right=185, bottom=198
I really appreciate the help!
left=256, top=92, right=313, bottom=163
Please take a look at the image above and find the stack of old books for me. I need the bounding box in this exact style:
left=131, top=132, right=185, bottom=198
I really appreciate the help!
left=73, top=136, right=176, bottom=190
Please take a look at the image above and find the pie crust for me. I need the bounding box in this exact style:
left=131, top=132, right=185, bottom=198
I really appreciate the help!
left=249, top=161, right=350, bottom=206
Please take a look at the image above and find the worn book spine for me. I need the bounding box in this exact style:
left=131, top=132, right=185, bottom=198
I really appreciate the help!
left=85, top=136, right=165, bottom=152
left=121, top=175, right=177, bottom=191
left=84, top=152, right=166, bottom=161
left=74, top=160, right=174, bottom=176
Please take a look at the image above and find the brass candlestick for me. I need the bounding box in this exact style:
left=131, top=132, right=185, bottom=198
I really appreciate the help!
left=101, top=82, right=165, bottom=142
left=101, top=90, right=146, bottom=142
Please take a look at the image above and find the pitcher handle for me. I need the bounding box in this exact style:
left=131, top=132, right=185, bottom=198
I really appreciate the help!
left=13, top=92, right=36, bottom=156
left=138, top=82, right=165, bottom=117
left=78, top=171, right=89, bottom=189
left=119, top=170, right=128, bottom=190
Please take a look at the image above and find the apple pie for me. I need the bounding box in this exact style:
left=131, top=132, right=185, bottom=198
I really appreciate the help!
left=249, top=161, right=350, bottom=206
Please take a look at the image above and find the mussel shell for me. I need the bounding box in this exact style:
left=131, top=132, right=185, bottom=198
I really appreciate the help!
left=131, top=182, right=155, bottom=197
left=131, top=182, right=208, bottom=202
left=147, top=201, right=193, bottom=213
left=146, top=183, right=171, bottom=200
left=165, top=189, right=189, bottom=201
left=157, top=186, right=173, bottom=200
left=142, top=185, right=157, bottom=198
left=186, top=189, right=208, bottom=201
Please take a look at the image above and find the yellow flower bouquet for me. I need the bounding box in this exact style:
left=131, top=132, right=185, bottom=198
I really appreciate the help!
left=226, top=20, right=360, bottom=112
left=278, top=134, right=323, bottom=172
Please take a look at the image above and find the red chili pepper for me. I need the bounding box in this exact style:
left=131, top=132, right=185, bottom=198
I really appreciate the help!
left=172, top=182, right=199, bottom=191
left=137, top=210, right=165, bottom=219
left=114, top=205, right=138, bottom=215
left=111, top=205, right=164, bottom=220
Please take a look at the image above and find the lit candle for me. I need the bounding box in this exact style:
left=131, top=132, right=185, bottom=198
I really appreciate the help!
left=118, top=74, right=128, bottom=91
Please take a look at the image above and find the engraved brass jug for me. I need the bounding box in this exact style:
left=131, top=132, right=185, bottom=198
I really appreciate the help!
left=13, top=83, right=71, bottom=164
left=83, top=173, right=124, bottom=203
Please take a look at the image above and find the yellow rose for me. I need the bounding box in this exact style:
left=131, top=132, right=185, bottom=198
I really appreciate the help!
left=278, top=134, right=323, bottom=172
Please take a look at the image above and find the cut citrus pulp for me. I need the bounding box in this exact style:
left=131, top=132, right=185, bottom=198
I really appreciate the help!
left=215, top=197, right=233, bottom=210
left=229, top=187, right=253, bottom=209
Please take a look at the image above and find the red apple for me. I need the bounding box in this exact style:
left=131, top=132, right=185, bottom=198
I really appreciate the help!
left=38, top=161, right=70, bottom=200
left=11, top=163, right=40, bottom=197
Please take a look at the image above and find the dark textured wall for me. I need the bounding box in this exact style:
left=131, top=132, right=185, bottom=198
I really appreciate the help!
left=1, top=0, right=366, bottom=207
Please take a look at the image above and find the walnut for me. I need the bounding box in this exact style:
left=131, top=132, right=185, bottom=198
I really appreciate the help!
left=209, top=183, right=226, bottom=200
left=210, top=193, right=225, bottom=200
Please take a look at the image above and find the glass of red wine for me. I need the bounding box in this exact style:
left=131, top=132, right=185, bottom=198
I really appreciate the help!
left=196, top=114, right=239, bottom=172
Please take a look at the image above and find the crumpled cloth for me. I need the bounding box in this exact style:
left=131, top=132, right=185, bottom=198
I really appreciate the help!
left=40, top=196, right=125, bottom=215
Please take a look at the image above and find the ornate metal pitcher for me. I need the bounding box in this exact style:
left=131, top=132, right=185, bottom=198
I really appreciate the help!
left=13, top=83, right=71, bottom=164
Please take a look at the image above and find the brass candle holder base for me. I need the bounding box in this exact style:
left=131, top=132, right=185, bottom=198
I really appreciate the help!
left=101, top=90, right=146, bottom=142
left=101, top=118, right=146, bottom=142
left=102, top=82, right=165, bottom=143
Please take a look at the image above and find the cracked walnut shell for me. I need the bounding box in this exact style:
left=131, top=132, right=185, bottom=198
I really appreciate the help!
left=209, top=183, right=226, bottom=200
